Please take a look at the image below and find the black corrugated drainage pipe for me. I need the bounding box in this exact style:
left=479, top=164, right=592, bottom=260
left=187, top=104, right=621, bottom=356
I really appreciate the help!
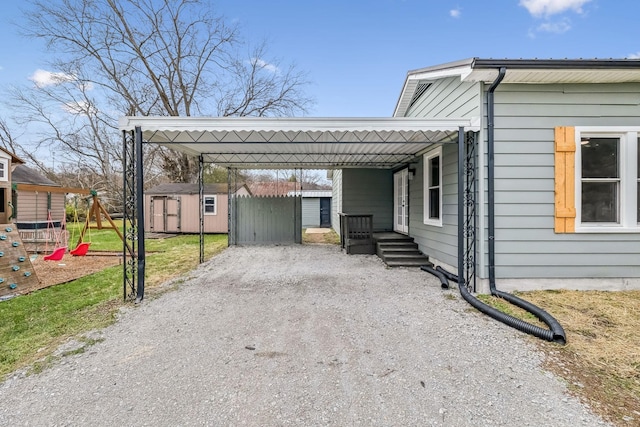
left=433, top=65, right=566, bottom=344
left=420, top=264, right=566, bottom=344
left=420, top=265, right=449, bottom=289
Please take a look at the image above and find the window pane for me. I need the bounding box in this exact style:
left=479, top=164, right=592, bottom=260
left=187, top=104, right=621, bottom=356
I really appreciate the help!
left=581, top=182, right=618, bottom=223
left=637, top=185, right=640, bottom=224
left=581, top=138, right=619, bottom=178
left=204, top=197, right=215, bottom=214
left=430, top=157, right=439, bottom=186
left=429, top=188, right=439, bottom=219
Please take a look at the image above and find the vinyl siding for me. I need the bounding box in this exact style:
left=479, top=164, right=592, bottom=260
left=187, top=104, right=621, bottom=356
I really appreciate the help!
left=341, top=169, right=393, bottom=232
left=490, top=82, right=640, bottom=279
left=14, top=190, right=65, bottom=223
left=405, top=77, right=481, bottom=119
left=408, top=144, right=460, bottom=267
left=331, top=170, right=342, bottom=234
left=403, top=78, right=481, bottom=268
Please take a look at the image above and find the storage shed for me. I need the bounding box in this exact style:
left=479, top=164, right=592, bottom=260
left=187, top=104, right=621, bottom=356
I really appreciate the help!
left=144, top=183, right=250, bottom=233
left=287, top=190, right=332, bottom=228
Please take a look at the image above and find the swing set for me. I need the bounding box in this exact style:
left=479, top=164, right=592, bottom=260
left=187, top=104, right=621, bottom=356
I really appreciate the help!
left=70, top=190, right=126, bottom=257
left=14, top=185, right=125, bottom=261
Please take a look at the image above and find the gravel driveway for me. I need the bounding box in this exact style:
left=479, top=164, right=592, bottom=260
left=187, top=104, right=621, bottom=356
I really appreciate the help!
left=0, top=245, right=609, bottom=426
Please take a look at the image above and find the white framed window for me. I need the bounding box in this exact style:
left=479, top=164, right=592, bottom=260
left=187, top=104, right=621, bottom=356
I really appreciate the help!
left=204, top=195, right=217, bottom=215
left=423, top=146, right=442, bottom=226
left=0, top=159, right=7, bottom=181
left=575, top=127, right=639, bottom=232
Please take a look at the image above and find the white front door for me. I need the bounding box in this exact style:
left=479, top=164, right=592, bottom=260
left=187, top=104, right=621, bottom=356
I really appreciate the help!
left=394, top=168, right=409, bottom=234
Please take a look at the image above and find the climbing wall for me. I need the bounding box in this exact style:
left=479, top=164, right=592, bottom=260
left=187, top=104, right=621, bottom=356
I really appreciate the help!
left=0, top=224, right=40, bottom=299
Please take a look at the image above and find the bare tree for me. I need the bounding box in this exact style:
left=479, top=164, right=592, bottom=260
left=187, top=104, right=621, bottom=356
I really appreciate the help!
left=13, top=0, right=312, bottom=189
left=0, top=116, right=22, bottom=155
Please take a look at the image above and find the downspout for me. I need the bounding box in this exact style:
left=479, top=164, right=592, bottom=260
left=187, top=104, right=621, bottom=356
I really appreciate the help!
left=485, top=67, right=566, bottom=344
left=487, top=67, right=506, bottom=291
left=422, top=67, right=566, bottom=343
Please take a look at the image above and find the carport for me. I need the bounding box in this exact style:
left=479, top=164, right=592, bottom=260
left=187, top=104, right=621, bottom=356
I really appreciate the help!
left=118, top=116, right=480, bottom=302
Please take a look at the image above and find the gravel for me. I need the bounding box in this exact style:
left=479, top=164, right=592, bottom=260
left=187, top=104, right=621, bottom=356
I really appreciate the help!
left=0, top=245, right=611, bottom=426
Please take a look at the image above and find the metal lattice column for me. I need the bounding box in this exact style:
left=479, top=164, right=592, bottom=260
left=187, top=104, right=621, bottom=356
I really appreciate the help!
left=457, top=129, right=477, bottom=292
left=122, top=129, right=137, bottom=300
left=463, top=131, right=477, bottom=292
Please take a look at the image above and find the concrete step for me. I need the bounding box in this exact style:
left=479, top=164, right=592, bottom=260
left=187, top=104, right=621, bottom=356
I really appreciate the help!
left=373, top=233, right=432, bottom=267
left=373, top=233, right=414, bottom=244
left=381, top=253, right=431, bottom=268
left=382, top=252, right=430, bottom=261
left=377, top=242, right=419, bottom=251
left=385, top=258, right=434, bottom=268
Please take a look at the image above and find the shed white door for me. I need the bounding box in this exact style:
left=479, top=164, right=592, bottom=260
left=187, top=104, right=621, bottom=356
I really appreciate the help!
left=394, top=169, right=409, bottom=234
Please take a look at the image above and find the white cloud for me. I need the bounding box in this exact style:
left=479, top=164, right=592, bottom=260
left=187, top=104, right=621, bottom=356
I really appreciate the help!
left=252, top=58, right=279, bottom=73
left=520, top=0, right=591, bottom=17
left=0, top=65, right=4, bottom=71
left=29, top=69, right=76, bottom=88
left=537, top=18, right=572, bottom=33
left=450, top=8, right=461, bottom=18
left=61, top=100, right=97, bottom=115
left=627, top=52, right=640, bottom=59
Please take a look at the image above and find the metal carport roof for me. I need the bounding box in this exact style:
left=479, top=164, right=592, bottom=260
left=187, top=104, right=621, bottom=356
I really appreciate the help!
left=118, top=115, right=481, bottom=303
left=118, top=116, right=480, bottom=169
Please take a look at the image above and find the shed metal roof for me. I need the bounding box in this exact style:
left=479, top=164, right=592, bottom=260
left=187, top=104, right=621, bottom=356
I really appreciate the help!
left=119, top=116, right=479, bottom=169
left=146, top=182, right=243, bottom=195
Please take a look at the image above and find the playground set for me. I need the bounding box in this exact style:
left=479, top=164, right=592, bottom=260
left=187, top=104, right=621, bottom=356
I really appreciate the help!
left=0, top=184, right=125, bottom=299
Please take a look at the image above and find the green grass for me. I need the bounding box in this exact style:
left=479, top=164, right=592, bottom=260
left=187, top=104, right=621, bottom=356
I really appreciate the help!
left=0, top=225, right=227, bottom=381
left=66, top=220, right=129, bottom=252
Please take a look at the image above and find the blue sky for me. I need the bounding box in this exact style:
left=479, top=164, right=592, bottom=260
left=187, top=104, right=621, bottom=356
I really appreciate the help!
left=1, top=0, right=640, bottom=118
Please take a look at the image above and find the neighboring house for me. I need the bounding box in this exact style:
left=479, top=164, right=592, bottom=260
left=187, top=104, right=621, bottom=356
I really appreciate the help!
left=10, top=164, right=69, bottom=252
left=247, top=181, right=300, bottom=197
left=11, top=164, right=66, bottom=224
left=286, top=190, right=332, bottom=228
left=144, top=183, right=251, bottom=233
left=332, top=58, right=640, bottom=292
left=0, top=148, right=25, bottom=224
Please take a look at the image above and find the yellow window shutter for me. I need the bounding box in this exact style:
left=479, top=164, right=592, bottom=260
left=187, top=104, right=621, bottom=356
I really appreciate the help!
left=554, top=126, right=576, bottom=233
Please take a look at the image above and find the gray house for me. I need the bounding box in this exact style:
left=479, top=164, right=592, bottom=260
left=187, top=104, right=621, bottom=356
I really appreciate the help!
left=119, top=57, right=640, bottom=297
left=332, top=58, right=640, bottom=292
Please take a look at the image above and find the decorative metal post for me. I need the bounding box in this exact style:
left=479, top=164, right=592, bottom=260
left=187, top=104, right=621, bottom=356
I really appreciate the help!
left=122, top=129, right=137, bottom=301
left=463, top=131, right=477, bottom=292
left=198, top=155, right=204, bottom=263
left=457, top=128, right=477, bottom=292
left=135, top=126, right=145, bottom=303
